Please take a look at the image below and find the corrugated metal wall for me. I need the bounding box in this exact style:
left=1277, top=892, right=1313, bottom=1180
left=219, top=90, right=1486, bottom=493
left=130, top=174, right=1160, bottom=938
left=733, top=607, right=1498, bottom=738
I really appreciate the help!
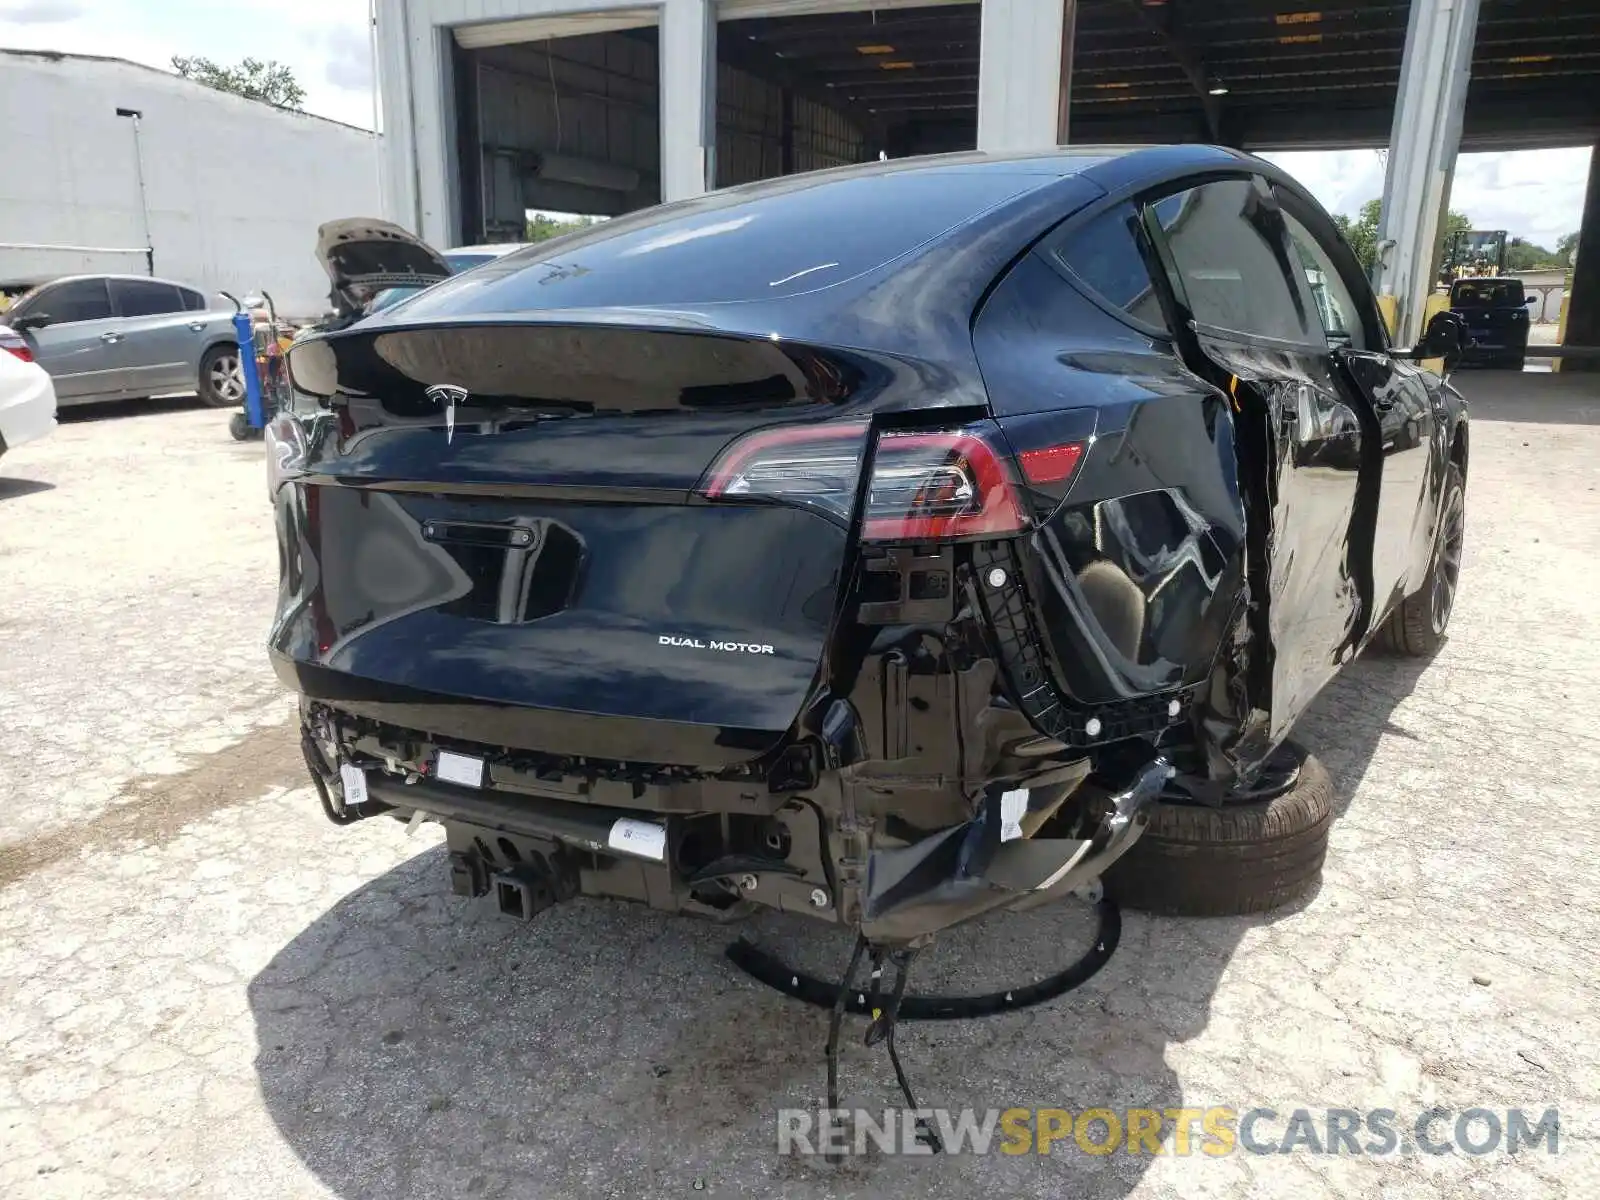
left=465, top=28, right=865, bottom=222
left=715, top=65, right=865, bottom=186
left=474, top=33, right=663, bottom=216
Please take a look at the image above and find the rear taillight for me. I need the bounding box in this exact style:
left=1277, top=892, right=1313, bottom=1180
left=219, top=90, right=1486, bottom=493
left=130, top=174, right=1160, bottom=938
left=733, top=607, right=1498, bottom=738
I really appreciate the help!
left=698, top=420, right=870, bottom=524
left=0, top=328, right=34, bottom=363
left=698, top=420, right=1083, bottom=542
left=862, top=429, right=1026, bottom=540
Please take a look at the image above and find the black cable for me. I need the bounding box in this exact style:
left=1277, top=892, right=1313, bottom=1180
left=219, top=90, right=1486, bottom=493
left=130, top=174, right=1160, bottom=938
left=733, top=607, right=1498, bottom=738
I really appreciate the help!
left=876, top=948, right=943, bottom=1153
left=825, top=935, right=867, bottom=1115
left=726, top=899, right=1122, bottom=1020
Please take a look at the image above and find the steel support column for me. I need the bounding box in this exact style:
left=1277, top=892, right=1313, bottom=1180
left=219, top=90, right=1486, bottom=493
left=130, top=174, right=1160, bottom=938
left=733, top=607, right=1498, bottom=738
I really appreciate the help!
left=1056, top=0, right=1077, bottom=144
left=660, top=0, right=715, bottom=201
left=1373, top=0, right=1481, bottom=349
left=978, top=0, right=1072, bottom=152
left=1559, top=146, right=1600, bottom=372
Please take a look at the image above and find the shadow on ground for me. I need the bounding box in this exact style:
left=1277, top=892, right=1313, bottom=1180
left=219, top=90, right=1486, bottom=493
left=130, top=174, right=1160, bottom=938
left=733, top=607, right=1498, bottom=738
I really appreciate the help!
left=1451, top=370, right=1600, bottom=425
left=0, top=475, right=53, bottom=500
left=55, top=393, right=207, bottom=424
left=249, top=653, right=1432, bottom=1199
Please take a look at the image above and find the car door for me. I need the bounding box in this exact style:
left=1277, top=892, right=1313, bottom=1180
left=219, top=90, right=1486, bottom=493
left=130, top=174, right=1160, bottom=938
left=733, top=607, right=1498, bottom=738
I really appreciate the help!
left=107, top=278, right=202, bottom=395
left=1140, top=176, right=1368, bottom=744
left=1274, top=194, right=1443, bottom=624
left=9, top=278, right=123, bottom=402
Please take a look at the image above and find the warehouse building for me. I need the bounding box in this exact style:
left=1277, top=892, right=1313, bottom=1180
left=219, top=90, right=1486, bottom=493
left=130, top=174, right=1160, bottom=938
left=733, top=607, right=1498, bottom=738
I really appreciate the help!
left=375, top=0, right=1600, bottom=353
left=0, top=49, right=381, bottom=317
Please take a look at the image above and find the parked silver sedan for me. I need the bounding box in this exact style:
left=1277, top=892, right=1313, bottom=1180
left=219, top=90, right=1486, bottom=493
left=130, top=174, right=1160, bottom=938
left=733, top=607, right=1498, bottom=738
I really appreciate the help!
left=0, top=275, right=243, bottom=408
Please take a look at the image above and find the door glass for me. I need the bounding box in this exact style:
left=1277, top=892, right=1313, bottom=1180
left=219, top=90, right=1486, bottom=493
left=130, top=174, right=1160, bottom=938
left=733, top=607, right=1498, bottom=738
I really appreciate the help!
left=1148, top=180, right=1317, bottom=344
left=181, top=288, right=209, bottom=312
left=1281, top=212, right=1366, bottom=350
left=111, top=279, right=184, bottom=318
left=37, top=278, right=112, bottom=323
left=1048, top=202, right=1171, bottom=333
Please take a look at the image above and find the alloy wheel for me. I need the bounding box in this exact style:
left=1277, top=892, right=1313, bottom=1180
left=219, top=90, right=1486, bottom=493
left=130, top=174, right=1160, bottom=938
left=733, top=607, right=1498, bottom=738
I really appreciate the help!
left=1430, top=485, right=1466, bottom=634
left=210, top=353, right=245, bottom=404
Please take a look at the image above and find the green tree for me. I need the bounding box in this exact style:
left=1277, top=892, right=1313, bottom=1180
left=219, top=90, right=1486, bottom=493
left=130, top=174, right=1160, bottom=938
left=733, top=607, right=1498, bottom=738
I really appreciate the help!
left=1503, top=237, right=1565, bottom=272
left=1557, top=231, right=1580, bottom=266
left=1334, top=200, right=1473, bottom=277
left=1332, top=198, right=1385, bottom=275
left=171, top=56, right=306, bottom=110
left=524, top=213, right=598, bottom=243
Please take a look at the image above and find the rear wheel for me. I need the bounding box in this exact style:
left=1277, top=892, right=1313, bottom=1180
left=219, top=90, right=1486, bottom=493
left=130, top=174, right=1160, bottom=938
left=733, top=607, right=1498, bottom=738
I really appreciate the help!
left=1376, top=463, right=1465, bottom=657
left=199, top=345, right=245, bottom=408
left=1102, top=744, right=1333, bottom=917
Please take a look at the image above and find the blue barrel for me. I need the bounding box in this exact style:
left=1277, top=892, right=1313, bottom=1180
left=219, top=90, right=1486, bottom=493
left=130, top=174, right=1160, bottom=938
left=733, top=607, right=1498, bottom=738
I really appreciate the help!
left=232, top=310, right=266, bottom=429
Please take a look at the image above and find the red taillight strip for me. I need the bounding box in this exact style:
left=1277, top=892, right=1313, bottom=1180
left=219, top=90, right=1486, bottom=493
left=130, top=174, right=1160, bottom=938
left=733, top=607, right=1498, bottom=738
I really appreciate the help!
left=1018, top=442, right=1085, bottom=485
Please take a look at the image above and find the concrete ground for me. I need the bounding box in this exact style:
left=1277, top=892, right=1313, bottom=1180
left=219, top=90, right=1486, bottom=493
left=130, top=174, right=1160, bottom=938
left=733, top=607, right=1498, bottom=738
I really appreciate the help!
left=1, top=377, right=1596, bottom=1199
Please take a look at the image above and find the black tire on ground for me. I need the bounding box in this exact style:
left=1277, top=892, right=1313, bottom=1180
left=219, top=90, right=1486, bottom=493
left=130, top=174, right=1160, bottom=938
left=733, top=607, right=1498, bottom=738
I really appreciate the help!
left=198, top=344, right=245, bottom=408
left=1375, top=462, right=1465, bottom=657
left=1101, top=747, right=1333, bottom=917
left=1497, top=352, right=1526, bottom=371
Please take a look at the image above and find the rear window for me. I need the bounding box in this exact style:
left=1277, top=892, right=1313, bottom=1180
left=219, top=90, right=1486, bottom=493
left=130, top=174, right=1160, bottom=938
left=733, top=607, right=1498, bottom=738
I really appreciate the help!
left=1452, top=279, right=1524, bottom=306
left=396, top=169, right=1044, bottom=315
left=111, top=279, right=183, bottom=317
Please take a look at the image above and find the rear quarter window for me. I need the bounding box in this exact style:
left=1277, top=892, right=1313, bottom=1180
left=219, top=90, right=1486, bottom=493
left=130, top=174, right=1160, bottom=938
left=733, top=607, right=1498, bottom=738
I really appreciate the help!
left=1048, top=202, right=1170, bottom=334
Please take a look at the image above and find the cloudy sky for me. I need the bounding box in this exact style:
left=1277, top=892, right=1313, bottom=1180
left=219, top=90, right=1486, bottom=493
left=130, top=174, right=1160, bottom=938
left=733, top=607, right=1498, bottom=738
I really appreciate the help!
left=0, top=0, right=1591, bottom=247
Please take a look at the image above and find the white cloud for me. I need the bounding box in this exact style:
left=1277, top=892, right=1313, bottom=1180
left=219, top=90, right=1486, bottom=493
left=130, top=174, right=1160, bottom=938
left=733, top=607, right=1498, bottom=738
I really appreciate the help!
left=0, top=0, right=86, bottom=23
left=1264, top=146, right=1592, bottom=250
left=0, top=0, right=374, bottom=126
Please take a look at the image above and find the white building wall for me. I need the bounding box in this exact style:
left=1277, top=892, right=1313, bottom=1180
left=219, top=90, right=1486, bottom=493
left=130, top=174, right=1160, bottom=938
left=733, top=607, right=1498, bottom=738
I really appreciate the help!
left=0, top=51, right=382, bottom=317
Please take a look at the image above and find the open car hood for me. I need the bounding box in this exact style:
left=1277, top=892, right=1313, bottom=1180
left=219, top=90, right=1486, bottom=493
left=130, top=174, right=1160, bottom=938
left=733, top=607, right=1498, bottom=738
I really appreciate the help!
left=315, top=218, right=452, bottom=308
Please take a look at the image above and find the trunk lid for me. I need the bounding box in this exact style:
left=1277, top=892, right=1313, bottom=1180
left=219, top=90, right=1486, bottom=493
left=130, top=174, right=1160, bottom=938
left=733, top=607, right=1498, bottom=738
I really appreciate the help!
left=315, top=218, right=452, bottom=310
left=273, top=322, right=877, bottom=766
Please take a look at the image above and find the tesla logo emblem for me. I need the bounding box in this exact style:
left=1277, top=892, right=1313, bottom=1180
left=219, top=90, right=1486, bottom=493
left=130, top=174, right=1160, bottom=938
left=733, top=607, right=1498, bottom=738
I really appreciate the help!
left=425, top=384, right=468, bottom=444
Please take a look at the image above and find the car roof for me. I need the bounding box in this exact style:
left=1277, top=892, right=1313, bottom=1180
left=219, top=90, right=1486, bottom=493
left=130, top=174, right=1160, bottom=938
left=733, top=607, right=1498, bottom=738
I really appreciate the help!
left=447, top=243, right=530, bottom=257
left=33, top=273, right=205, bottom=290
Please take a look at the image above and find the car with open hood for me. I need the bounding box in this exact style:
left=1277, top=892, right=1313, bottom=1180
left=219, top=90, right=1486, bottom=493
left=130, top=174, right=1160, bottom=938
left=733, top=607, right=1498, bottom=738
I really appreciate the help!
left=270, top=146, right=1469, bottom=946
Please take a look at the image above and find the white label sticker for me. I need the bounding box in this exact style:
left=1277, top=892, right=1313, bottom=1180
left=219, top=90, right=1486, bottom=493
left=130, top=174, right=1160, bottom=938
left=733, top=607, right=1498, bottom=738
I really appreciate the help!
left=999, top=788, right=1029, bottom=842
left=607, top=818, right=667, bottom=862
left=435, top=750, right=485, bottom=788
left=339, top=763, right=369, bottom=808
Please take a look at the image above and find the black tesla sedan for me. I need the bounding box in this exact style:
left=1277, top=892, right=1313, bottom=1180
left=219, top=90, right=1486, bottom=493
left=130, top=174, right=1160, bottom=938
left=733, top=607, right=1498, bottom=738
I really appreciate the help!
left=270, top=145, right=1468, bottom=945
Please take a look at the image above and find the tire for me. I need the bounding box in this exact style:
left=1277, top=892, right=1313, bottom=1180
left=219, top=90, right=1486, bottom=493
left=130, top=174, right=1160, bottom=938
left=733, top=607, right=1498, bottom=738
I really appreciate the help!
left=1102, top=746, right=1333, bottom=917
left=199, top=344, right=246, bottom=409
left=1375, top=462, right=1465, bottom=657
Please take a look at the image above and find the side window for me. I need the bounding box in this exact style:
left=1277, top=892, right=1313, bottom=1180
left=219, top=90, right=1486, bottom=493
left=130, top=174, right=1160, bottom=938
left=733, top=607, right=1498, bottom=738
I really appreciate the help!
left=110, top=279, right=184, bottom=318
left=181, top=288, right=209, bottom=312
left=1147, top=179, right=1318, bottom=345
left=1280, top=212, right=1366, bottom=350
left=1048, top=202, right=1171, bottom=334
left=35, top=278, right=112, bottom=324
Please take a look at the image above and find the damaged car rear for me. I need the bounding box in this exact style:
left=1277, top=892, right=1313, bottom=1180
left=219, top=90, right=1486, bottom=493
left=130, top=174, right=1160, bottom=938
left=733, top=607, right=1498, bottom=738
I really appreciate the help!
left=270, top=145, right=1468, bottom=945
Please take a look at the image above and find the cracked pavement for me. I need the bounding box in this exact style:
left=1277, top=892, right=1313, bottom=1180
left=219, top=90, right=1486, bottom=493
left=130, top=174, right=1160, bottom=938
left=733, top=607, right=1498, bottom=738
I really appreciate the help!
left=1, top=377, right=1596, bottom=1198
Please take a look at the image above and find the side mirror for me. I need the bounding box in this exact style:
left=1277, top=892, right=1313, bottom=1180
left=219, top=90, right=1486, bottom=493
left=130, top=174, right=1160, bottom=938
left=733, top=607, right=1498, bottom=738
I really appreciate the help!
left=1525, top=296, right=1538, bottom=306
left=1415, top=311, right=1467, bottom=368
left=11, top=312, right=52, bottom=332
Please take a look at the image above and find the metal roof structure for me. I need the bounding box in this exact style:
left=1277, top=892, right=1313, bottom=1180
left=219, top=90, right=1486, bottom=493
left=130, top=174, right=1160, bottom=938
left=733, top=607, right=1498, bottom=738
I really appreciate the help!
left=728, top=0, right=1600, bottom=152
